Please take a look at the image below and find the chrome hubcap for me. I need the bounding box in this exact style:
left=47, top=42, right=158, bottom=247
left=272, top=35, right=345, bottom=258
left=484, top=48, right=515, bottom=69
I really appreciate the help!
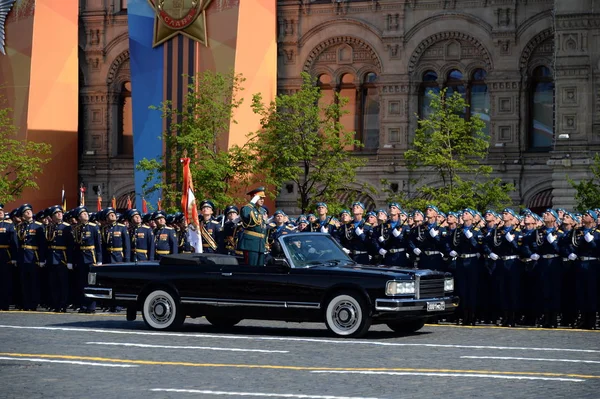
left=332, top=300, right=358, bottom=331
left=149, top=296, right=173, bottom=325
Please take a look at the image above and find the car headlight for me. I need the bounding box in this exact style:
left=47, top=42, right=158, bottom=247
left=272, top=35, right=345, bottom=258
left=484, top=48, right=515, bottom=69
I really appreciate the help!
left=386, top=280, right=415, bottom=295
left=87, top=272, right=96, bottom=286
left=444, top=277, right=454, bottom=292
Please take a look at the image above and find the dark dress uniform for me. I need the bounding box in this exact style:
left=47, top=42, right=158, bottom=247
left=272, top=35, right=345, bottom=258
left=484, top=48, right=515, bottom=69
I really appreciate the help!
left=73, top=217, right=102, bottom=312
left=409, top=222, right=443, bottom=271
left=129, top=223, right=155, bottom=261
left=223, top=217, right=241, bottom=256
left=339, top=219, right=371, bottom=264
left=558, top=226, right=577, bottom=327
left=0, top=216, right=17, bottom=310
left=154, top=225, right=178, bottom=260
left=451, top=225, right=482, bottom=324
left=238, top=201, right=268, bottom=266
left=102, top=222, right=131, bottom=263
left=16, top=214, right=46, bottom=311
left=532, top=225, right=564, bottom=327
left=199, top=218, right=224, bottom=254
left=45, top=217, right=73, bottom=312
left=372, top=220, right=410, bottom=267
left=572, top=225, right=600, bottom=329
left=518, top=226, right=538, bottom=325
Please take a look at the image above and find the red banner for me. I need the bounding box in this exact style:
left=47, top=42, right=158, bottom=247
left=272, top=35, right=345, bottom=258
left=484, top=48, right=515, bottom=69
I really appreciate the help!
left=142, top=197, right=148, bottom=213
left=181, top=158, right=199, bottom=228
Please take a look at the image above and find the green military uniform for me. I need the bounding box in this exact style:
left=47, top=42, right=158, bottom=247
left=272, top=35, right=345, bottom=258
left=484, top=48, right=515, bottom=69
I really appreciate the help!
left=237, top=187, right=268, bottom=266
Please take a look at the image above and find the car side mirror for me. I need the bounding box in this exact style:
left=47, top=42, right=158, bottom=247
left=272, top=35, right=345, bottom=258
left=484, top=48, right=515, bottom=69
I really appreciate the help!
left=271, top=257, right=290, bottom=268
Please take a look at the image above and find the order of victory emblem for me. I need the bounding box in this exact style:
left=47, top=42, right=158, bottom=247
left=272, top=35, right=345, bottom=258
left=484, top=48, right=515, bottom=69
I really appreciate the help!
left=148, top=0, right=212, bottom=47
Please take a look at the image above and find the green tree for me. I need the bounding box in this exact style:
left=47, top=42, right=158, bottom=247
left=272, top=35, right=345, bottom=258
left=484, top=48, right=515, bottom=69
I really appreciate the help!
left=568, top=153, right=600, bottom=212
left=250, top=72, right=370, bottom=214
left=0, top=100, right=51, bottom=203
left=404, top=88, right=513, bottom=212
left=136, top=70, right=257, bottom=212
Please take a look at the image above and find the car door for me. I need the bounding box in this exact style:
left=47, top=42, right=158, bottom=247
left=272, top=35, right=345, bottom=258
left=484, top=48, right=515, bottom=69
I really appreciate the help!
left=218, top=263, right=292, bottom=307
left=169, top=263, right=224, bottom=304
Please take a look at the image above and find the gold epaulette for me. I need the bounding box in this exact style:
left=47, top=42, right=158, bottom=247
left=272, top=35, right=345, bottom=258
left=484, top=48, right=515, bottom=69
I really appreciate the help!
left=209, top=220, right=220, bottom=225
left=61, top=222, right=70, bottom=226
left=3, top=219, right=12, bottom=224
left=474, top=227, right=480, bottom=231
left=34, top=221, right=43, bottom=226
left=88, top=222, right=97, bottom=227
left=164, top=226, right=174, bottom=230
left=558, top=230, right=564, bottom=234
left=117, top=223, right=126, bottom=227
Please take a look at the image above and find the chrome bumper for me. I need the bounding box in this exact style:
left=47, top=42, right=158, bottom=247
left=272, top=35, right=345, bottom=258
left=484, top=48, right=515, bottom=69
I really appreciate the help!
left=375, top=296, right=459, bottom=312
left=84, top=287, right=113, bottom=300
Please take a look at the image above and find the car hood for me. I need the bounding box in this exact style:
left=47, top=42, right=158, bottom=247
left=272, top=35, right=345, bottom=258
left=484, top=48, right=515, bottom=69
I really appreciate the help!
left=311, top=263, right=447, bottom=279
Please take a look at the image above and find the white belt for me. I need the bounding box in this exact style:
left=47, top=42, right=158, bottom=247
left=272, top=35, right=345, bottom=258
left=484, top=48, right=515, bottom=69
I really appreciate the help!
left=501, top=255, right=518, bottom=260
left=580, top=256, right=597, bottom=261
left=388, top=248, right=405, bottom=254
left=352, top=250, right=367, bottom=255
left=459, top=253, right=478, bottom=258
left=424, top=251, right=440, bottom=256
left=542, top=254, right=559, bottom=259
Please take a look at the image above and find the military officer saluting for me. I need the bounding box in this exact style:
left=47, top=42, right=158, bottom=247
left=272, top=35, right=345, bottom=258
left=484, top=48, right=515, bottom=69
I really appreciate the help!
left=373, top=202, right=410, bottom=267
left=409, top=205, right=443, bottom=271
left=0, top=203, right=17, bottom=311
left=237, top=187, right=268, bottom=266
left=153, top=210, right=178, bottom=260
left=101, top=207, right=130, bottom=263
left=127, top=209, right=155, bottom=261
left=198, top=200, right=224, bottom=254
left=45, top=205, right=73, bottom=313
left=16, top=204, right=46, bottom=311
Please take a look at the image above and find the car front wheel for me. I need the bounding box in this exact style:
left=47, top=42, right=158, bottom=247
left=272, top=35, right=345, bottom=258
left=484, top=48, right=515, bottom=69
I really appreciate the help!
left=325, top=293, right=371, bottom=338
left=142, top=289, right=185, bottom=330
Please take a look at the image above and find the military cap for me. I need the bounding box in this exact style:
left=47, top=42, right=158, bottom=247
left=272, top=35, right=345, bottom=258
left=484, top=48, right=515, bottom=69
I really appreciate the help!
left=153, top=210, right=167, bottom=220
left=388, top=202, right=401, bottom=210
left=74, top=206, right=89, bottom=217
left=200, top=200, right=215, bottom=210
left=172, top=212, right=185, bottom=224
left=47, top=205, right=64, bottom=217
left=351, top=201, right=365, bottom=210
left=166, top=214, right=175, bottom=224
left=447, top=211, right=459, bottom=219
left=9, top=208, right=17, bottom=218
left=503, top=208, right=517, bottom=218
left=274, top=210, right=286, bottom=216
left=584, top=209, right=598, bottom=220
left=225, top=205, right=239, bottom=215
left=104, top=207, right=116, bottom=216
left=463, top=208, right=476, bottom=217
left=413, top=210, right=424, bottom=218
left=34, top=210, right=46, bottom=221
left=18, top=203, right=33, bottom=216
left=339, top=209, right=350, bottom=216
left=90, top=212, right=98, bottom=223
left=117, top=213, right=126, bottom=223
left=127, top=209, right=141, bottom=220
left=544, top=208, right=560, bottom=221
left=297, top=217, right=308, bottom=225
left=142, top=213, right=152, bottom=224
left=307, top=213, right=316, bottom=219
left=316, top=202, right=327, bottom=209
left=438, top=211, right=447, bottom=219
left=426, top=204, right=439, bottom=214
left=377, top=209, right=388, bottom=217
left=0, top=203, right=3, bottom=210
left=246, top=186, right=266, bottom=197
left=366, top=211, right=376, bottom=218
left=484, top=209, right=496, bottom=216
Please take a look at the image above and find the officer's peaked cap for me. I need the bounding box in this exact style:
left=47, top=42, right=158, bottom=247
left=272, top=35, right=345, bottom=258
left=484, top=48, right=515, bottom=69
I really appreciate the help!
left=246, top=186, right=266, bottom=197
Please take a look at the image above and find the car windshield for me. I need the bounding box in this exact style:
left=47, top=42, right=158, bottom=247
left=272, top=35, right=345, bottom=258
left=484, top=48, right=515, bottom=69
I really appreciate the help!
left=279, top=233, right=354, bottom=268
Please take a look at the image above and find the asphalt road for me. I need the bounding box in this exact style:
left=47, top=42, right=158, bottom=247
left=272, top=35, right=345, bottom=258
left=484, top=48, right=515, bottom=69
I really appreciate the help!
left=0, top=311, right=599, bottom=399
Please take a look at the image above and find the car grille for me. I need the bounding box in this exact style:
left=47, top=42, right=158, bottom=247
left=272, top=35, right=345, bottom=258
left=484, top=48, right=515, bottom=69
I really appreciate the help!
left=417, top=277, right=444, bottom=299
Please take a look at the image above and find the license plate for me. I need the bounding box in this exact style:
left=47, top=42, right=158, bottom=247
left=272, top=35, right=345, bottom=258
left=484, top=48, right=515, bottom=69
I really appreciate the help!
left=427, top=301, right=445, bottom=312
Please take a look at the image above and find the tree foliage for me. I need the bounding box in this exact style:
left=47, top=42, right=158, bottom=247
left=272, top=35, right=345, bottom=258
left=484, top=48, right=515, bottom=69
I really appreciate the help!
left=403, top=88, right=513, bottom=211
left=569, top=153, right=600, bottom=212
left=136, top=70, right=256, bottom=212
left=0, top=100, right=51, bottom=203
left=250, top=72, right=370, bottom=214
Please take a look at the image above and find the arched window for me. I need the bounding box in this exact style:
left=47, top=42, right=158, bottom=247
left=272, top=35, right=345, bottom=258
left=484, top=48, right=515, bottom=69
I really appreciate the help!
left=118, top=81, right=133, bottom=156
left=529, top=66, right=554, bottom=149
left=445, top=69, right=466, bottom=100
left=419, top=70, right=439, bottom=119
left=469, top=69, right=490, bottom=136
left=361, top=72, right=379, bottom=150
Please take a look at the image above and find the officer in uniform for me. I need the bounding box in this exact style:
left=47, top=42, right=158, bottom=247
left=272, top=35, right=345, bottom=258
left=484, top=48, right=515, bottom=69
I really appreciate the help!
left=223, top=205, right=241, bottom=256
left=572, top=210, right=599, bottom=329
left=101, top=207, right=131, bottom=263
left=237, top=187, right=268, bottom=266
left=483, top=208, right=521, bottom=327
left=409, top=205, right=443, bottom=271
left=373, top=202, right=410, bottom=267
left=558, top=212, right=578, bottom=327
left=198, top=200, right=224, bottom=254
left=173, top=212, right=192, bottom=254
left=0, top=203, right=17, bottom=310
left=153, top=210, right=178, bottom=260
left=127, top=209, right=155, bottom=261
left=313, top=202, right=336, bottom=234
left=72, top=206, right=102, bottom=313
left=45, top=205, right=73, bottom=312
left=342, top=202, right=371, bottom=264
left=16, top=204, right=46, bottom=311
left=518, top=210, right=538, bottom=326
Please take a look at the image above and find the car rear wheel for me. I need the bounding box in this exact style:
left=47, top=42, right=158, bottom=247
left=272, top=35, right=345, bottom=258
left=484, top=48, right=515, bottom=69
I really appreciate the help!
left=142, top=289, right=185, bottom=330
left=205, top=316, right=242, bottom=328
left=325, top=293, right=371, bottom=338
left=386, top=320, right=425, bottom=334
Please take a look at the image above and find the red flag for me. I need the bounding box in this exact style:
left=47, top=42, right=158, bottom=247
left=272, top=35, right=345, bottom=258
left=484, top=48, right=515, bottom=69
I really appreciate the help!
left=142, top=197, right=148, bottom=213
left=126, top=196, right=133, bottom=210
left=79, top=184, right=86, bottom=206
left=111, top=196, right=117, bottom=209
left=157, top=198, right=162, bottom=211
left=97, top=195, right=102, bottom=212
left=181, top=158, right=199, bottom=228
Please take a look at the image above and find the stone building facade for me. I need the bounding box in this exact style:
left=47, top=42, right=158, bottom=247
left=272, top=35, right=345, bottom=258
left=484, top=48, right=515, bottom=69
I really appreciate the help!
left=79, top=0, right=600, bottom=213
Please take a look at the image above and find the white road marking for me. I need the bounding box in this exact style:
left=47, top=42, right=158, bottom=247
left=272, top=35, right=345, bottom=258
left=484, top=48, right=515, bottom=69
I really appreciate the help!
left=1, top=324, right=598, bottom=354
left=150, top=389, right=383, bottom=398
left=461, top=356, right=600, bottom=364
left=0, top=356, right=138, bottom=368
left=86, top=341, right=288, bottom=353
left=311, top=370, right=584, bottom=382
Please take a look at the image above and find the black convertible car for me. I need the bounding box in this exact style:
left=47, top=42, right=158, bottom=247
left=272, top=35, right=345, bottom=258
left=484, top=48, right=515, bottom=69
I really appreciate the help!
left=85, top=232, right=458, bottom=337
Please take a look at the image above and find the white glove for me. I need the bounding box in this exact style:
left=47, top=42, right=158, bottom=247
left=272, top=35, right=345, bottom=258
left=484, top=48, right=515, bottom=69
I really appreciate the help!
left=546, top=233, right=556, bottom=244
left=379, top=248, right=387, bottom=256
left=505, top=232, right=515, bottom=242
left=308, top=247, right=316, bottom=254
left=568, top=253, right=577, bottom=261
left=38, top=262, right=46, bottom=268
left=464, top=230, right=473, bottom=239
left=530, top=253, right=540, bottom=261
left=449, top=250, right=457, bottom=258
left=342, top=247, right=351, bottom=255
left=355, top=227, right=363, bottom=236
left=66, top=263, right=73, bottom=270
left=429, top=228, right=439, bottom=238
left=413, top=248, right=422, bottom=256
left=584, top=232, right=594, bottom=243
left=489, top=252, right=499, bottom=261
left=378, top=236, right=385, bottom=243
left=320, top=226, right=328, bottom=233
left=392, top=228, right=401, bottom=237
left=10, top=260, right=16, bottom=266
left=250, top=194, right=261, bottom=205
left=96, top=262, right=102, bottom=266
